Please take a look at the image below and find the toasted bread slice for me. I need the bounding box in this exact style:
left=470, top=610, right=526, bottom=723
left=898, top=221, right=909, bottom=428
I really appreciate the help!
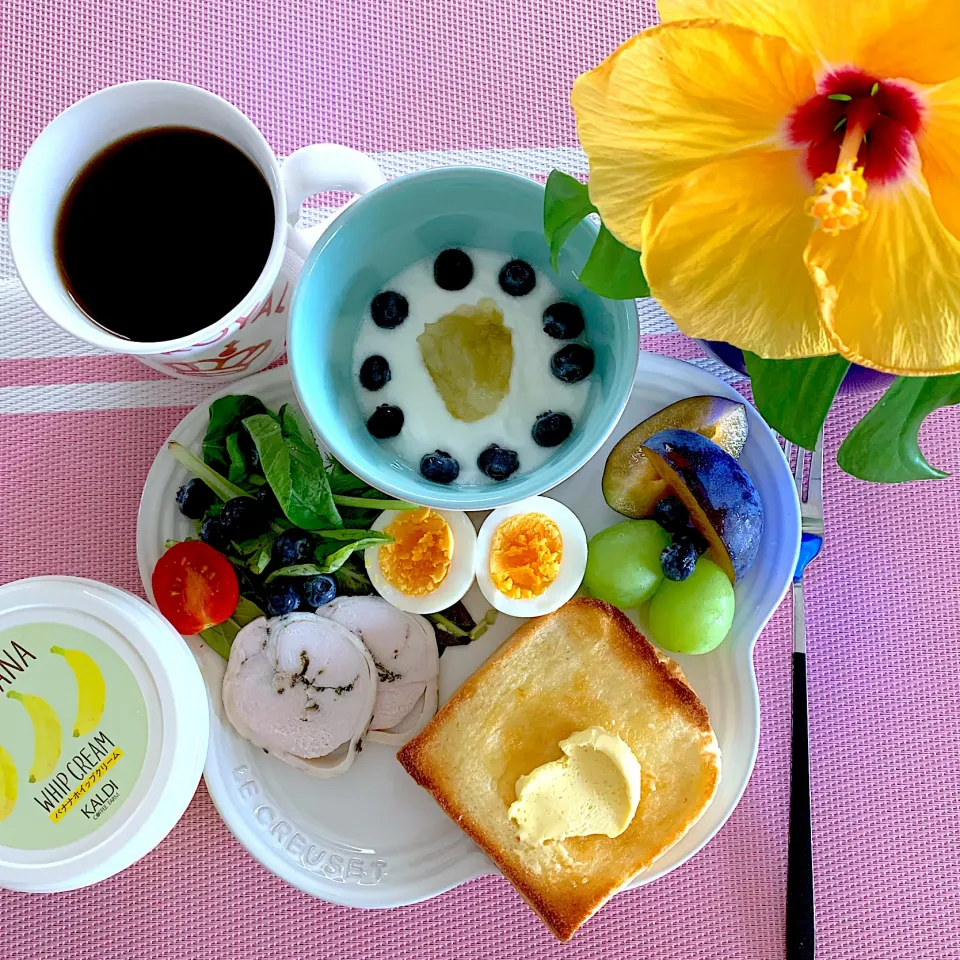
left=398, top=598, right=721, bottom=940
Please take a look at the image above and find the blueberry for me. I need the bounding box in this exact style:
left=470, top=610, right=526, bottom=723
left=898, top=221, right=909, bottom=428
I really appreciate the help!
left=274, top=530, right=314, bottom=567
left=542, top=302, right=585, bottom=340
left=265, top=581, right=302, bottom=617
left=237, top=428, right=261, bottom=471
left=366, top=404, right=404, bottom=440
left=219, top=496, right=268, bottom=542
left=661, top=540, right=698, bottom=581
left=199, top=516, right=230, bottom=551
left=370, top=291, right=409, bottom=329
left=420, top=450, right=460, bottom=484
left=175, top=478, right=216, bottom=520
left=303, top=574, right=338, bottom=610
left=531, top=411, right=573, bottom=448
left=433, top=249, right=474, bottom=291
left=498, top=259, right=536, bottom=297
left=676, top=528, right=709, bottom=557
left=477, top=444, right=520, bottom=481
left=256, top=485, right=280, bottom=515
left=550, top=343, right=595, bottom=383
left=359, top=355, right=391, bottom=391
left=652, top=496, right=690, bottom=535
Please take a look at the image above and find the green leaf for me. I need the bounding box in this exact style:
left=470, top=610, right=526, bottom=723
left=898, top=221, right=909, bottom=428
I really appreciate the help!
left=543, top=170, right=597, bottom=271
left=324, top=454, right=373, bottom=495
left=243, top=408, right=341, bottom=530
left=837, top=373, right=960, bottom=482
left=202, top=395, right=268, bottom=475
left=314, top=528, right=394, bottom=543
left=331, top=495, right=417, bottom=511
left=168, top=441, right=249, bottom=502
left=233, top=596, right=265, bottom=627
left=578, top=225, right=650, bottom=300
left=428, top=607, right=498, bottom=645
left=744, top=353, right=850, bottom=449
left=233, top=531, right=276, bottom=574
left=199, top=623, right=235, bottom=661
left=334, top=559, right=373, bottom=596
left=315, top=536, right=389, bottom=573
left=199, top=596, right=265, bottom=660
left=225, top=432, right=249, bottom=486
left=265, top=563, right=329, bottom=584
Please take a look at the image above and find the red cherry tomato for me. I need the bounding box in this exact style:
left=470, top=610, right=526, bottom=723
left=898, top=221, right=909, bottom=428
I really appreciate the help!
left=152, top=541, right=239, bottom=635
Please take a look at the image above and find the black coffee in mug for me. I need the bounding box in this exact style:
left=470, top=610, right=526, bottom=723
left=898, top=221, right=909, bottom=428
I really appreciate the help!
left=55, top=127, right=274, bottom=341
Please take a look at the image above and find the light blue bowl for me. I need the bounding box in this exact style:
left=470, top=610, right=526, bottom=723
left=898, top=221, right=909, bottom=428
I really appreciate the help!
left=288, top=167, right=639, bottom=510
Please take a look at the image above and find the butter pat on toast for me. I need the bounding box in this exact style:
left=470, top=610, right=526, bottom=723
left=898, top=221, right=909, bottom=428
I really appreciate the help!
left=397, top=597, right=721, bottom=940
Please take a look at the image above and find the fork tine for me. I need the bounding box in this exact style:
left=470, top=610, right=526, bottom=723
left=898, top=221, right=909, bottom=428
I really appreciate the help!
left=793, top=442, right=806, bottom=496
left=806, top=429, right=824, bottom=510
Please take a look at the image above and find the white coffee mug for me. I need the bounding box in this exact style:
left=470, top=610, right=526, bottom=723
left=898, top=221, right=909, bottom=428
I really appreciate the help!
left=9, top=80, right=385, bottom=379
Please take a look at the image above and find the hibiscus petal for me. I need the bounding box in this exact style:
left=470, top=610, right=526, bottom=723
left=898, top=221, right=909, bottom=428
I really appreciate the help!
left=805, top=180, right=960, bottom=374
left=917, top=78, right=960, bottom=243
left=571, top=21, right=815, bottom=250
left=641, top=151, right=832, bottom=359
left=658, top=0, right=960, bottom=85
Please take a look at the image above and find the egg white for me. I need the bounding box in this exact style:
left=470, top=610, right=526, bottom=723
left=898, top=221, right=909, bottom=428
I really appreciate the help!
left=365, top=508, right=477, bottom=614
left=474, top=496, right=587, bottom=617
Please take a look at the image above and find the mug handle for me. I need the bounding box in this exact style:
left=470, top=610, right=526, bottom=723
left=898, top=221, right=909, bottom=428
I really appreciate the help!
left=281, top=144, right=386, bottom=260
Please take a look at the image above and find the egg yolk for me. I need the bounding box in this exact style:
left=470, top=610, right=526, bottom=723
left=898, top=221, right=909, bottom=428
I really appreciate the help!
left=490, top=513, right=562, bottom=599
left=379, top=508, right=453, bottom=596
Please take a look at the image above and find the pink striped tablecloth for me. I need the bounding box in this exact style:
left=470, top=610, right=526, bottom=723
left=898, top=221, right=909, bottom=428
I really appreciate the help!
left=2, top=2, right=960, bottom=958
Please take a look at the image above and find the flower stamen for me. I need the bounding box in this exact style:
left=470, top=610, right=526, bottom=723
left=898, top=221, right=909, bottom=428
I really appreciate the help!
left=805, top=123, right=869, bottom=236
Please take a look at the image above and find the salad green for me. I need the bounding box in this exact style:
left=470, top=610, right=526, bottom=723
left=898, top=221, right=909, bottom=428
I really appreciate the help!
left=169, top=394, right=495, bottom=658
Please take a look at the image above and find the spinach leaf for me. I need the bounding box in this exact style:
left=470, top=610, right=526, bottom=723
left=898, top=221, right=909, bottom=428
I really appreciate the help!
left=324, top=454, right=371, bottom=495
left=243, top=408, right=342, bottom=530
left=314, top=528, right=394, bottom=543
left=232, top=531, right=276, bottom=574
left=202, top=395, right=268, bottom=476
left=168, top=441, right=249, bottom=501
left=200, top=596, right=265, bottom=661
left=265, top=529, right=390, bottom=581
left=314, top=535, right=390, bottom=573
left=264, top=563, right=329, bottom=583
left=428, top=607, right=498, bottom=649
left=543, top=170, right=598, bottom=271
left=744, top=352, right=851, bottom=450
left=837, top=373, right=960, bottom=482
left=225, top=432, right=249, bottom=486
left=332, top=495, right=417, bottom=511
left=334, top=559, right=374, bottom=596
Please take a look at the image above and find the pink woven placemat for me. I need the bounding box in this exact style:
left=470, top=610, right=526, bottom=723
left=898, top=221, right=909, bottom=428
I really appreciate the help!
left=3, top=2, right=960, bottom=958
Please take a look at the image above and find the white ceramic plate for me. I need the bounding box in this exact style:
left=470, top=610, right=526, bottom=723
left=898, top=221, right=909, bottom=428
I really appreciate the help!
left=136, top=354, right=800, bottom=909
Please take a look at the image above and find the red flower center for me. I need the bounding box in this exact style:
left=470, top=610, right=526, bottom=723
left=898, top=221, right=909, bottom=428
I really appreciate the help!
left=788, top=68, right=923, bottom=184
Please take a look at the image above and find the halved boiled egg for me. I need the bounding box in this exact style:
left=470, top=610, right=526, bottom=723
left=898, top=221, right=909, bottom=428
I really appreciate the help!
left=475, top=496, right=587, bottom=617
left=366, top=507, right=477, bottom=614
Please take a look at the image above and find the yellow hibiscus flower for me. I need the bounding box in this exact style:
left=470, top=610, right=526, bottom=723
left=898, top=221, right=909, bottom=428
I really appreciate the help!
left=571, top=0, right=960, bottom=375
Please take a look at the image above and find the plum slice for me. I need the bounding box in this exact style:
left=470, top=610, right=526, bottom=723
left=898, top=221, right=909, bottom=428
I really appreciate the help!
left=602, top=396, right=747, bottom=519
left=641, top=429, right=763, bottom=582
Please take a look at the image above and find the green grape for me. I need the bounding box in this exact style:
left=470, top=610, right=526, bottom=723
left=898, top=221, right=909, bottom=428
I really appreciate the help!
left=648, top=558, right=735, bottom=655
left=583, top=520, right=671, bottom=609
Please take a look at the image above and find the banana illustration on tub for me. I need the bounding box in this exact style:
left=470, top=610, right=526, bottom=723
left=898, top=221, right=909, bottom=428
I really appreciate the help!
left=0, top=644, right=107, bottom=820
left=51, top=646, right=107, bottom=738
left=0, top=745, right=17, bottom=822
left=6, top=691, right=62, bottom=783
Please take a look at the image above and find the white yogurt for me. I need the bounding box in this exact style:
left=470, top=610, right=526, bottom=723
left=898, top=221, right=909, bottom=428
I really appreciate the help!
left=352, top=248, right=590, bottom=485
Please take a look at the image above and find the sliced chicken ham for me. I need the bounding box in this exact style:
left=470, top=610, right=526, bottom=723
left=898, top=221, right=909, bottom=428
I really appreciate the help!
left=318, top=597, right=439, bottom=742
left=222, top=613, right=377, bottom=777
